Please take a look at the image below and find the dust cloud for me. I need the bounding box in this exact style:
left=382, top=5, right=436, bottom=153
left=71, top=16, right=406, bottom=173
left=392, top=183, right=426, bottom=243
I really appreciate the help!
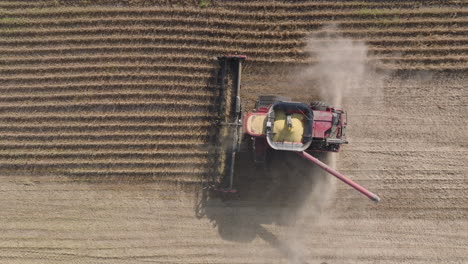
left=295, top=25, right=386, bottom=200
left=290, top=27, right=368, bottom=213
left=282, top=26, right=387, bottom=261
left=299, top=25, right=385, bottom=107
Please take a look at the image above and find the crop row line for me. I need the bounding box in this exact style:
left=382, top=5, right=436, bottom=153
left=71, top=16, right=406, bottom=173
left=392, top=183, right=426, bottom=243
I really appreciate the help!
left=2, top=47, right=467, bottom=68
left=0, top=90, right=214, bottom=103
left=4, top=34, right=468, bottom=49
left=0, top=159, right=210, bottom=167
left=0, top=100, right=211, bottom=109
left=0, top=35, right=304, bottom=48
left=219, top=1, right=466, bottom=11
left=0, top=56, right=467, bottom=77
left=0, top=57, right=466, bottom=75
left=0, top=102, right=212, bottom=114
left=2, top=16, right=467, bottom=32
left=378, top=56, right=468, bottom=64
left=0, top=81, right=217, bottom=94
left=0, top=121, right=212, bottom=129
left=0, top=53, right=213, bottom=67
left=0, top=63, right=213, bottom=75
left=0, top=1, right=453, bottom=11
left=0, top=126, right=212, bottom=134
left=0, top=156, right=209, bottom=163
left=3, top=6, right=466, bottom=20
left=0, top=149, right=209, bottom=155
left=0, top=111, right=212, bottom=119
left=0, top=122, right=211, bottom=129
left=2, top=38, right=468, bottom=59
left=381, top=64, right=468, bottom=71
left=0, top=157, right=209, bottom=163
left=0, top=163, right=209, bottom=171
left=0, top=72, right=212, bottom=86
left=0, top=58, right=463, bottom=75
left=0, top=130, right=210, bottom=136
left=3, top=25, right=467, bottom=40
left=0, top=135, right=210, bottom=143
left=0, top=113, right=213, bottom=121
left=0, top=45, right=303, bottom=60
left=0, top=141, right=207, bottom=148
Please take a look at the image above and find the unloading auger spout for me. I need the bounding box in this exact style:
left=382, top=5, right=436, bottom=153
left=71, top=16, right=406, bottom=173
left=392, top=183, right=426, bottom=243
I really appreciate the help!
left=296, top=151, right=381, bottom=202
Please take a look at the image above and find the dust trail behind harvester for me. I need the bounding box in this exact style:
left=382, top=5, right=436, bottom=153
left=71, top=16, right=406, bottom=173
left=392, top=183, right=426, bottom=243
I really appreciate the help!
left=286, top=26, right=386, bottom=259
left=297, top=25, right=385, bottom=203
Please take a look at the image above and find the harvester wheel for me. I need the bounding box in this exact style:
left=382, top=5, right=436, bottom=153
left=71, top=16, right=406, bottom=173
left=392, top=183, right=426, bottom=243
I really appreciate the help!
left=255, top=95, right=291, bottom=110
left=310, top=101, right=329, bottom=111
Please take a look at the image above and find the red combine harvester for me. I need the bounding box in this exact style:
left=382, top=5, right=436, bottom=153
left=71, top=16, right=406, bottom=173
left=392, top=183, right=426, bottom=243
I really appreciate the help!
left=214, top=55, right=380, bottom=203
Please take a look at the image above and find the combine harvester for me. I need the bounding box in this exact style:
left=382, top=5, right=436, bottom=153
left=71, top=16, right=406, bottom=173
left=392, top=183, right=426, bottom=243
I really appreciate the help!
left=214, top=55, right=380, bottom=203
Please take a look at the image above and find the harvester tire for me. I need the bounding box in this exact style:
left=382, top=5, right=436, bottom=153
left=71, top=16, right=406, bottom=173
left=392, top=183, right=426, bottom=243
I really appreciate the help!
left=310, top=101, right=329, bottom=111
left=255, top=95, right=291, bottom=110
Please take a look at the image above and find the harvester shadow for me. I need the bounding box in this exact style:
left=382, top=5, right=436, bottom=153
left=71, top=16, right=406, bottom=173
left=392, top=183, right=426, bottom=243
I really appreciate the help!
left=196, top=149, right=328, bottom=263
left=257, top=225, right=309, bottom=264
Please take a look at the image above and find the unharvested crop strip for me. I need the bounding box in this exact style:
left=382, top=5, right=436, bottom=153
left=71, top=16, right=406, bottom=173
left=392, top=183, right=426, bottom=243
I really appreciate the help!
left=0, top=130, right=209, bottom=137
left=1, top=162, right=209, bottom=171
left=0, top=45, right=305, bottom=60
left=378, top=56, right=468, bottom=64
left=0, top=141, right=207, bottom=149
left=0, top=3, right=49, bottom=9
left=0, top=93, right=215, bottom=106
left=2, top=47, right=467, bottom=71
left=0, top=118, right=212, bottom=126
left=4, top=34, right=463, bottom=60
left=6, top=35, right=468, bottom=53
left=0, top=90, right=214, bottom=103
left=66, top=167, right=206, bottom=173
left=0, top=112, right=212, bottom=120
left=0, top=72, right=211, bottom=85
left=3, top=16, right=467, bottom=32
left=336, top=28, right=468, bottom=38
left=0, top=124, right=211, bottom=133
left=5, top=6, right=467, bottom=21
left=0, top=54, right=213, bottom=66
left=362, top=37, right=468, bottom=47
left=0, top=150, right=209, bottom=157
left=0, top=134, right=210, bottom=143
left=220, top=1, right=464, bottom=10
left=369, top=46, right=468, bottom=55
left=0, top=101, right=212, bottom=114
left=0, top=35, right=303, bottom=50
left=0, top=81, right=217, bottom=94
left=0, top=121, right=211, bottom=128
left=0, top=126, right=211, bottom=135
left=0, top=64, right=213, bottom=76
left=0, top=25, right=309, bottom=40
left=3, top=25, right=467, bottom=41
left=382, top=64, right=468, bottom=71
left=0, top=157, right=209, bottom=165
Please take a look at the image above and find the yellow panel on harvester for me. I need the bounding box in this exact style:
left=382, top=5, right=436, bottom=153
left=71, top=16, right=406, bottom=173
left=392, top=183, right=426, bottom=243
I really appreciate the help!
left=273, top=110, right=304, bottom=143
left=247, top=114, right=267, bottom=135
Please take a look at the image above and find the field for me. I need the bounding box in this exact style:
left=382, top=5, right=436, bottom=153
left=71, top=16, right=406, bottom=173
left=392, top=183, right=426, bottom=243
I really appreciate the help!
left=0, top=0, right=467, bottom=263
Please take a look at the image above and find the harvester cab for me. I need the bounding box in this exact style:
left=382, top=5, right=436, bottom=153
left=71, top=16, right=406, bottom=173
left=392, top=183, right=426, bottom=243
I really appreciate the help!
left=213, top=55, right=380, bottom=203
